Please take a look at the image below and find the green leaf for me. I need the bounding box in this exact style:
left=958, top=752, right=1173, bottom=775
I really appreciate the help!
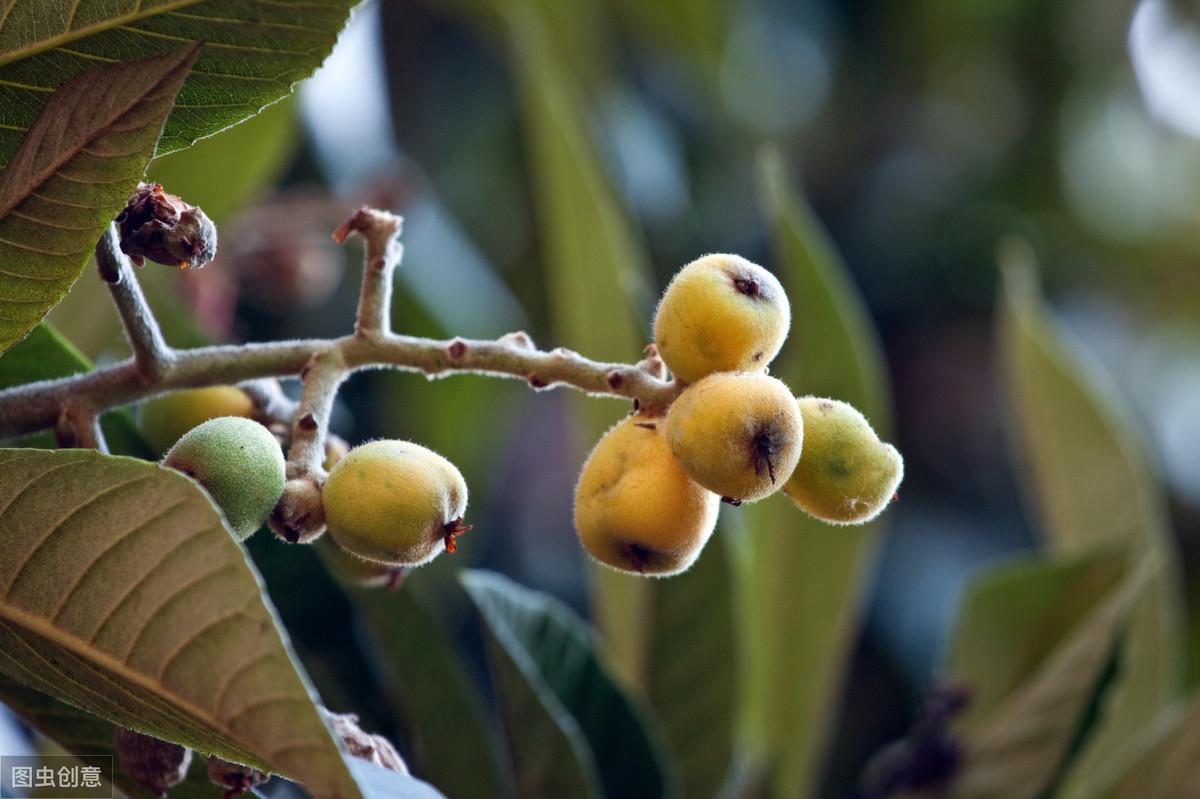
left=732, top=148, right=894, bottom=798
left=0, top=1, right=358, bottom=167
left=0, top=46, right=196, bottom=355
left=948, top=555, right=1151, bottom=799
left=147, top=97, right=299, bottom=223
left=645, top=530, right=737, bottom=798
left=0, top=323, right=150, bottom=457
left=0, top=672, right=224, bottom=799
left=0, top=448, right=361, bottom=799
left=345, top=757, right=449, bottom=799
left=348, top=581, right=510, bottom=799
left=997, top=254, right=1183, bottom=795
left=496, top=0, right=656, bottom=688
left=462, top=569, right=677, bottom=799
left=946, top=545, right=1127, bottom=729
left=1091, top=694, right=1200, bottom=799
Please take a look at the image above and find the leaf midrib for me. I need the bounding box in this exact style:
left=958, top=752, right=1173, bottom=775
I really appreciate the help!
left=0, top=592, right=267, bottom=767
left=0, top=0, right=205, bottom=69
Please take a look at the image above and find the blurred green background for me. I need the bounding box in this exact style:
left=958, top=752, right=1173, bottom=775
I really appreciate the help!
left=32, top=0, right=1200, bottom=795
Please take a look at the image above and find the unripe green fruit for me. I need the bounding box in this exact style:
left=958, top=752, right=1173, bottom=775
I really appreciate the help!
left=575, top=415, right=720, bottom=576
left=162, top=416, right=286, bottom=540
left=139, top=386, right=255, bottom=454
left=665, top=372, right=803, bottom=503
left=783, top=397, right=903, bottom=524
left=323, top=440, right=469, bottom=566
left=653, top=254, right=790, bottom=384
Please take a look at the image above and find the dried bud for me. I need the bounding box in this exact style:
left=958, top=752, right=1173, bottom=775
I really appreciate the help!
left=206, top=756, right=267, bottom=798
left=115, top=728, right=192, bottom=798
left=268, top=477, right=327, bottom=544
left=116, top=183, right=217, bottom=269
left=321, top=710, right=409, bottom=774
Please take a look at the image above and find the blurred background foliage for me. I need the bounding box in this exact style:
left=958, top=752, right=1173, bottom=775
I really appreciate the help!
left=22, top=0, right=1200, bottom=795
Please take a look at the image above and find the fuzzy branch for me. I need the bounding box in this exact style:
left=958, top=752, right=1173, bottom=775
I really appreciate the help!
left=0, top=207, right=680, bottom=444
left=95, top=225, right=174, bottom=381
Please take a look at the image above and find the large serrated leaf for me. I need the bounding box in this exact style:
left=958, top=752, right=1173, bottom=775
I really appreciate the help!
left=0, top=46, right=195, bottom=355
left=0, top=672, right=222, bottom=799
left=463, top=570, right=678, bottom=799
left=733, top=148, right=893, bottom=798
left=348, top=581, right=510, bottom=799
left=0, top=1, right=357, bottom=167
left=496, top=0, right=656, bottom=688
left=997, top=259, right=1183, bottom=796
left=948, top=555, right=1150, bottom=799
left=147, top=97, right=299, bottom=224
left=0, top=448, right=361, bottom=799
left=645, top=530, right=737, bottom=798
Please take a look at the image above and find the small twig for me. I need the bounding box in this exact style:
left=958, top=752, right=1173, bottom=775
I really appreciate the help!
left=95, top=225, right=174, bottom=381
left=334, top=207, right=403, bottom=339
left=286, top=347, right=347, bottom=480
left=238, top=377, right=298, bottom=435
left=53, top=401, right=108, bottom=453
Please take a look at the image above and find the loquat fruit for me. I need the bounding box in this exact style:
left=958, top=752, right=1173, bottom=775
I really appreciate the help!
left=323, top=440, right=470, bottom=566
left=664, top=371, right=803, bottom=503
left=574, top=414, right=720, bottom=576
left=653, top=253, right=790, bottom=384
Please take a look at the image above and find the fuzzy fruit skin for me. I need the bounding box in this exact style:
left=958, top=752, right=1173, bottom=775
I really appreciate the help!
left=139, top=386, right=255, bottom=454
left=575, top=415, right=720, bottom=576
left=653, top=253, right=790, bottom=384
left=162, top=416, right=285, bottom=540
left=323, top=440, right=468, bottom=567
left=665, top=372, right=803, bottom=503
left=784, top=397, right=903, bottom=524
left=315, top=534, right=403, bottom=588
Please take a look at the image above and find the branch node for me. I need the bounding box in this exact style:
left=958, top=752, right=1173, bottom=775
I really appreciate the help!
left=447, top=339, right=467, bottom=360
left=499, top=331, right=535, bottom=350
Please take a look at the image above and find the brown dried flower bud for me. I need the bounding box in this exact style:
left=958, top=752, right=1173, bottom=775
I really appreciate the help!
left=206, top=756, right=268, bottom=798
left=321, top=709, right=409, bottom=774
left=115, top=728, right=192, bottom=798
left=116, top=182, right=217, bottom=270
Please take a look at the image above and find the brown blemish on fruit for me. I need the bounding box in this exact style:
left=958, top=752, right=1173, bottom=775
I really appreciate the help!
left=624, top=542, right=651, bottom=573
left=732, top=274, right=762, bottom=298
left=751, top=426, right=779, bottom=483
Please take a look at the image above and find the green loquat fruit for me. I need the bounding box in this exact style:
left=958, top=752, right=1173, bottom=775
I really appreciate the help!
left=665, top=371, right=803, bottom=503
left=323, top=440, right=470, bottom=566
left=783, top=397, right=903, bottom=524
left=653, top=253, right=790, bottom=384
left=162, top=416, right=286, bottom=540
left=574, top=414, right=720, bottom=576
left=139, top=386, right=255, bottom=455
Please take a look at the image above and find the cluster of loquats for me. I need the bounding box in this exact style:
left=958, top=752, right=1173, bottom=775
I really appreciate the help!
left=574, top=253, right=904, bottom=577
left=132, top=242, right=897, bottom=586
left=139, top=387, right=472, bottom=579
